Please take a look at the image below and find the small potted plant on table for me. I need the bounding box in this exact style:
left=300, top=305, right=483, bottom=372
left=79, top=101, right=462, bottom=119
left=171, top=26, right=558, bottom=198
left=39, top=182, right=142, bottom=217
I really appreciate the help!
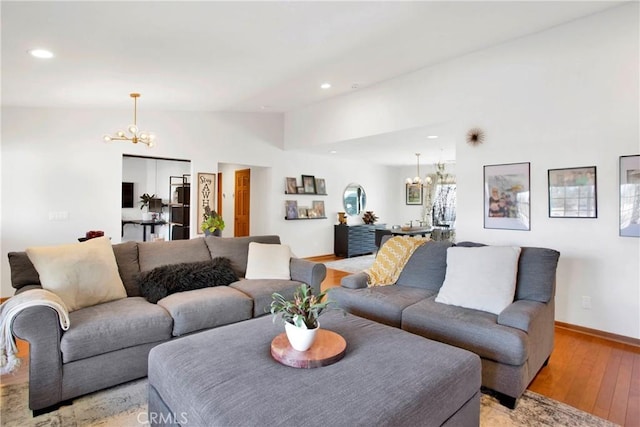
left=201, top=206, right=225, bottom=236
left=270, top=284, right=332, bottom=351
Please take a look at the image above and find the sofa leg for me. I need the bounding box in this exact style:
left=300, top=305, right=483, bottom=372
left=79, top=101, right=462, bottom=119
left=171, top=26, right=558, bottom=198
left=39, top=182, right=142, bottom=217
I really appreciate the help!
left=32, top=399, right=73, bottom=417
left=481, top=387, right=518, bottom=409
left=543, top=356, right=550, bottom=367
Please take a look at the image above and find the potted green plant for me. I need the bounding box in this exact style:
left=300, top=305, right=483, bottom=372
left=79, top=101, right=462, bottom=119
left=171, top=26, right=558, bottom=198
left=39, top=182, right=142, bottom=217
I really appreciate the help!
left=270, top=283, right=332, bottom=351
left=201, top=206, right=225, bottom=236
left=140, top=193, right=157, bottom=221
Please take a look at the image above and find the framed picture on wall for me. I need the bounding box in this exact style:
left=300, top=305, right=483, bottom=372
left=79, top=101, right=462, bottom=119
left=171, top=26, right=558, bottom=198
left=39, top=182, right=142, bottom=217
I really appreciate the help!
left=302, top=175, right=316, bottom=194
left=197, top=173, right=216, bottom=234
left=285, top=200, right=298, bottom=220
left=484, top=162, right=530, bottom=230
left=406, top=183, right=422, bottom=205
left=548, top=166, right=597, bottom=218
left=620, top=155, right=640, bottom=237
left=312, top=200, right=325, bottom=217
left=315, top=178, right=327, bottom=195
left=285, top=177, right=297, bottom=194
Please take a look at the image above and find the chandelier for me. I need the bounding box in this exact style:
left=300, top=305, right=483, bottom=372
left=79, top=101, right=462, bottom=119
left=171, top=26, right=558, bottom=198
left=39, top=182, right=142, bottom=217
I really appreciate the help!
left=103, top=93, right=156, bottom=147
left=405, top=153, right=432, bottom=186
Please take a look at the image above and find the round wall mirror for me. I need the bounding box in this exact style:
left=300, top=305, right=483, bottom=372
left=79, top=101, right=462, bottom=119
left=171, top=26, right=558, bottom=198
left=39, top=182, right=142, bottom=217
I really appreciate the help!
left=343, top=183, right=366, bottom=216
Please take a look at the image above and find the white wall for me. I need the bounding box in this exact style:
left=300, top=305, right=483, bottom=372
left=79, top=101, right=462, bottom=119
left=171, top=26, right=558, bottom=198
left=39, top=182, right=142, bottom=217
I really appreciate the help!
left=284, top=4, right=640, bottom=339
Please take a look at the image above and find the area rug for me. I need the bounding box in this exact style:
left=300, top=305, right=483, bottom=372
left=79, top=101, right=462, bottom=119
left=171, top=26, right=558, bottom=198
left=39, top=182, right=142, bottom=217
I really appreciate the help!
left=323, top=254, right=375, bottom=273
left=1, top=379, right=617, bottom=426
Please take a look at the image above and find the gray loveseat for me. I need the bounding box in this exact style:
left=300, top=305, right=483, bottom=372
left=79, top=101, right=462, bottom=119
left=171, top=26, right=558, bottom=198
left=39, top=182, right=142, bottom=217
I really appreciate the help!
left=328, top=238, right=560, bottom=408
left=7, top=235, right=326, bottom=415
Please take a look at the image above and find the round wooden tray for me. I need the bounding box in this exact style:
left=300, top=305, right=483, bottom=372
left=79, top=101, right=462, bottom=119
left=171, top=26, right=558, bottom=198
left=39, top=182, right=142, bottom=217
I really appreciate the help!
left=271, top=329, right=346, bottom=369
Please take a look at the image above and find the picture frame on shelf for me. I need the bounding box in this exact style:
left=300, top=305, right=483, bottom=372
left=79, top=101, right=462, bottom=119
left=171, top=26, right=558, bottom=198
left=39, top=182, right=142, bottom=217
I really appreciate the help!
left=548, top=166, right=597, bottom=218
left=620, top=155, right=640, bottom=237
left=405, top=183, right=422, bottom=205
left=196, top=173, right=216, bottom=234
left=285, top=200, right=298, bottom=220
left=302, top=175, right=316, bottom=194
left=285, top=177, right=297, bottom=194
left=298, top=207, right=308, bottom=218
left=297, top=186, right=304, bottom=194
left=315, top=178, right=326, bottom=195
left=484, top=162, right=530, bottom=230
left=312, top=200, right=325, bottom=217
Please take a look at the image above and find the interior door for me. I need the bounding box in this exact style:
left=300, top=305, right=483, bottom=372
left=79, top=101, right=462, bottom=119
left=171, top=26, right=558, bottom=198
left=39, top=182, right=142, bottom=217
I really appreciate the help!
left=234, top=168, right=250, bottom=237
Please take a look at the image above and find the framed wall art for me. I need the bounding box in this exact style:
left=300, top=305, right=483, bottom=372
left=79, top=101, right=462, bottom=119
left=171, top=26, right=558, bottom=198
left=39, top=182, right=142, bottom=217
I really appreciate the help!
left=197, top=173, right=216, bottom=234
left=312, top=200, right=325, bottom=218
left=285, top=177, right=297, bottom=194
left=285, top=200, right=298, bottom=220
left=548, top=166, right=597, bottom=218
left=315, top=178, right=327, bottom=195
left=406, top=183, right=423, bottom=205
left=620, top=155, right=640, bottom=237
left=484, top=162, right=530, bottom=230
left=302, top=175, right=316, bottom=194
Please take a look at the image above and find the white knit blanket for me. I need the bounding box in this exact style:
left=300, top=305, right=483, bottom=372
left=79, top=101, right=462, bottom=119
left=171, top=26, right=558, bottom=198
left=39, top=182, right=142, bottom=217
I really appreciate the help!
left=0, top=289, right=70, bottom=375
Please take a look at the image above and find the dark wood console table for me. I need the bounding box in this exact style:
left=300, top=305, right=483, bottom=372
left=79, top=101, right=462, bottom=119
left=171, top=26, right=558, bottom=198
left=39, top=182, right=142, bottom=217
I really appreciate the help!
left=121, top=220, right=167, bottom=242
left=334, top=224, right=386, bottom=257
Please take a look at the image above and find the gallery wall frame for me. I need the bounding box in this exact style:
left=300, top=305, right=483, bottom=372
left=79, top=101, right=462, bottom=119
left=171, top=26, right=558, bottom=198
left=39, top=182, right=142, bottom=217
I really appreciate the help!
left=196, top=172, right=216, bottom=234
left=484, top=162, right=530, bottom=230
left=406, top=183, right=423, bottom=205
left=620, top=154, right=640, bottom=237
left=548, top=166, right=597, bottom=218
left=302, top=175, right=316, bottom=194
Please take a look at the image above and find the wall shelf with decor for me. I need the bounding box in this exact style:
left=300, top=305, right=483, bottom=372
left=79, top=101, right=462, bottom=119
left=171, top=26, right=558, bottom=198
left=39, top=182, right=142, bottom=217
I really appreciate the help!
left=284, top=175, right=327, bottom=195
left=283, top=217, right=328, bottom=220
left=284, top=199, right=326, bottom=220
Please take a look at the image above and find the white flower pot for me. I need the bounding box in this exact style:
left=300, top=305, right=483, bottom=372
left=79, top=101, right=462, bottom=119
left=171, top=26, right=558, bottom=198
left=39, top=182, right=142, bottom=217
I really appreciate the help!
left=285, top=322, right=319, bottom=352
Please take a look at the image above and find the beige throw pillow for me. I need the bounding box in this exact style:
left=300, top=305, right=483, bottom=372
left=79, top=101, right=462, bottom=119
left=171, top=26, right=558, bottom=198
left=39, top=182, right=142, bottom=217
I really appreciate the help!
left=435, top=246, right=521, bottom=315
left=26, top=236, right=127, bottom=311
left=244, top=242, right=291, bottom=280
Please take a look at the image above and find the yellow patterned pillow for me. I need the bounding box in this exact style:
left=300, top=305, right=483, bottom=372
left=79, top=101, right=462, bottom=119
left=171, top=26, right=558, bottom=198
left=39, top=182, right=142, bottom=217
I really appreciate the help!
left=364, top=236, right=428, bottom=287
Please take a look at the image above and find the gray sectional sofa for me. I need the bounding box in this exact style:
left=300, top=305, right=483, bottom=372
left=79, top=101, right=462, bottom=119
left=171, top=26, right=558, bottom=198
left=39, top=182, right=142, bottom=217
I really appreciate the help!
left=7, top=235, right=326, bottom=415
left=328, top=237, right=560, bottom=408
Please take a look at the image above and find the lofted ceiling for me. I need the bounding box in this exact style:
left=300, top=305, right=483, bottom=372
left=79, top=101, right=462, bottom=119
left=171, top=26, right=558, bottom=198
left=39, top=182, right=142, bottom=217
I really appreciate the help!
left=1, top=1, right=623, bottom=165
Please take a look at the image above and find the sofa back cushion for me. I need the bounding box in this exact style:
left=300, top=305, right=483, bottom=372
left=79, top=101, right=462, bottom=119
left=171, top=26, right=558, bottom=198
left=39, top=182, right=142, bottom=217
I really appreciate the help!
left=112, top=241, right=141, bottom=297
left=204, top=235, right=281, bottom=277
left=138, top=238, right=212, bottom=272
left=395, top=240, right=454, bottom=290
left=456, top=241, right=560, bottom=303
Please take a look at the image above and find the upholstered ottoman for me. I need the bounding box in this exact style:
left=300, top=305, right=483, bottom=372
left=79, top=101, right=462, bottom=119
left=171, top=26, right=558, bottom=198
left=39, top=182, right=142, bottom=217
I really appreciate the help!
left=148, top=311, right=481, bottom=426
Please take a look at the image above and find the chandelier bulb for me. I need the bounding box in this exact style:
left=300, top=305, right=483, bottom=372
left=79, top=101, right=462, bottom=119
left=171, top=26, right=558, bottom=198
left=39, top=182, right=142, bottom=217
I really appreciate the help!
left=128, top=124, right=138, bottom=134
left=117, top=131, right=125, bottom=138
left=147, top=141, right=155, bottom=148
left=149, top=134, right=156, bottom=141
left=139, top=132, right=148, bottom=141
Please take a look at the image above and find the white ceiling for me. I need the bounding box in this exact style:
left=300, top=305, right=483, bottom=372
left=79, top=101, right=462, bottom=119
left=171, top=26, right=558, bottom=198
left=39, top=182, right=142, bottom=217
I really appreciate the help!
left=1, top=1, right=623, bottom=165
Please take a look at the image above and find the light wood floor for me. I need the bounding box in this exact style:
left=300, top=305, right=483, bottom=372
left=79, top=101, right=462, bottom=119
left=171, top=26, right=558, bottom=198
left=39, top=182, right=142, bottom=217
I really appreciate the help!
left=3, top=263, right=638, bottom=426
left=315, top=258, right=640, bottom=427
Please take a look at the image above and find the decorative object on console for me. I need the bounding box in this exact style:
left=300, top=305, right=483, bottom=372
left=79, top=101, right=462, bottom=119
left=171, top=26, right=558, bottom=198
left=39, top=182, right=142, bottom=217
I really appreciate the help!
left=197, top=173, right=216, bottom=234
left=302, top=175, right=316, bottom=194
left=619, top=155, right=640, bottom=237
left=466, top=128, right=485, bottom=146
left=484, top=162, right=530, bottom=230
left=201, top=206, right=225, bottom=236
left=103, top=93, right=156, bottom=147
left=548, top=166, right=597, bottom=218
left=270, top=283, right=332, bottom=351
left=362, top=211, right=378, bottom=224
left=337, top=212, right=347, bottom=225
left=139, top=193, right=157, bottom=210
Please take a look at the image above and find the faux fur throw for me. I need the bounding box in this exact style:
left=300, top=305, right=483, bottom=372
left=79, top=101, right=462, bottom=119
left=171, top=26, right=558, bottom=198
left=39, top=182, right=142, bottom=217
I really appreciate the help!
left=1, top=289, right=70, bottom=374
left=138, top=257, right=239, bottom=303
left=365, top=236, right=428, bottom=287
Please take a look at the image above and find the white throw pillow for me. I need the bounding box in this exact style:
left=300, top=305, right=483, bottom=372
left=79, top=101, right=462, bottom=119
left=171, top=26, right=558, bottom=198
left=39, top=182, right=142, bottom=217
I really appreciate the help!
left=26, top=236, right=127, bottom=311
left=435, top=246, right=521, bottom=315
left=245, top=242, right=291, bottom=280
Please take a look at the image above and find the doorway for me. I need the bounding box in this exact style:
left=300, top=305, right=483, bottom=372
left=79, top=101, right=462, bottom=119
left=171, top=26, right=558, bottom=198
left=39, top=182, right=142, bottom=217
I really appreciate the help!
left=234, top=168, right=250, bottom=237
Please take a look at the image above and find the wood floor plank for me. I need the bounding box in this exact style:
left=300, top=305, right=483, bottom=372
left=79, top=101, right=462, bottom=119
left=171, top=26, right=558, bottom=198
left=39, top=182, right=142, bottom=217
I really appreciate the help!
left=579, top=339, right=612, bottom=414
left=593, top=343, right=623, bottom=420
left=609, top=348, right=634, bottom=425
left=626, top=353, right=640, bottom=427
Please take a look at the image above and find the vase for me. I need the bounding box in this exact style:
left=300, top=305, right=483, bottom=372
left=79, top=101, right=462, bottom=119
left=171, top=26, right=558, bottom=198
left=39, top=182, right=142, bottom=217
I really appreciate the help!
left=204, top=229, right=221, bottom=237
left=285, top=322, right=319, bottom=351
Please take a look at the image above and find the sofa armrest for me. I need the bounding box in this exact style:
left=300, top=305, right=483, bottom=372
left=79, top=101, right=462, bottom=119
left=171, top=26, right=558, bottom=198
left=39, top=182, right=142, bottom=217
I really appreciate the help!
left=290, top=258, right=327, bottom=294
left=11, top=306, right=64, bottom=411
left=340, top=272, right=369, bottom=289
left=497, top=300, right=545, bottom=332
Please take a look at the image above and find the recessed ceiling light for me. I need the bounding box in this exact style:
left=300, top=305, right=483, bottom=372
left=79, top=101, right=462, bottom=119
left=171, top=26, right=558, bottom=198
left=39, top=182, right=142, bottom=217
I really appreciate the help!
left=320, top=83, right=331, bottom=90
left=330, top=150, right=337, bottom=154
left=28, top=48, right=54, bottom=59
left=427, top=135, right=439, bottom=139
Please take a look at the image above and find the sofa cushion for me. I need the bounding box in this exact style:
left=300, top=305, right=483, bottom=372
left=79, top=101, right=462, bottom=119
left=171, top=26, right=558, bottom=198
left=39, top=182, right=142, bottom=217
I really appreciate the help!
left=245, top=242, right=291, bottom=280
left=230, top=278, right=305, bottom=317
left=204, top=235, right=281, bottom=277
left=455, top=242, right=559, bottom=303
left=138, top=238, right=211, bottom=272
left=157, top=287, right=253, bottom=336
left=25, top=237, right=128, bottom=312
left=327, top=285, right=435, bottom=328
left=112, top=241, right=140, bottom=297
left=402, top=296, right=528, bottom=366
left=435, top=246, right=521, bottom=315
left=8, top=252, right=40, bottom=289
left=138, top=258, right=239, bottom=303
left=395, top=241, right=454, bottom=290
left=60, top=297, right=173, bottom=363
